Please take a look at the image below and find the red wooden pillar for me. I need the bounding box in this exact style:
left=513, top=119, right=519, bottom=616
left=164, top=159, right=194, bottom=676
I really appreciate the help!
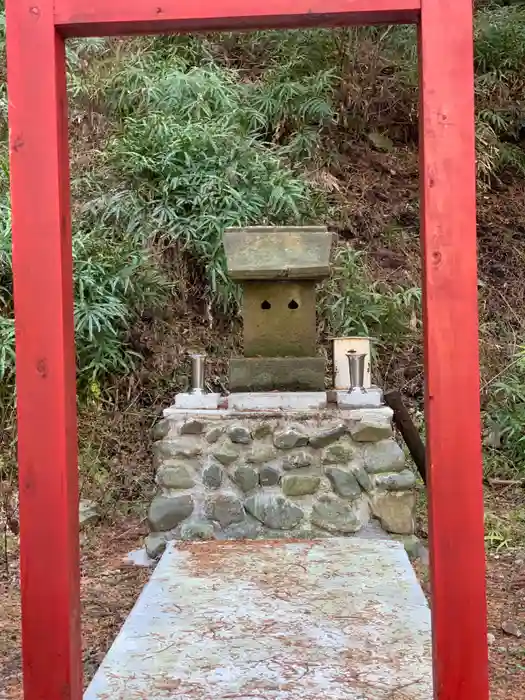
left=5, top=2, right=82, bottom=700
left=419, top=1, right=489, bottom=699
left=5, top=1, right=488, bottom=699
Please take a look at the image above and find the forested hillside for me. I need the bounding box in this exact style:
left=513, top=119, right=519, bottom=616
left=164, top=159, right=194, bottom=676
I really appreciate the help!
left=1, top=0, right=525, bottom=511
left=1, top=4, right=525, bottom=697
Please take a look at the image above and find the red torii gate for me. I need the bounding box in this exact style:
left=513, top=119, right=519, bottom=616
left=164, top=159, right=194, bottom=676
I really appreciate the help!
left=5, top=1, right=488, bottom=699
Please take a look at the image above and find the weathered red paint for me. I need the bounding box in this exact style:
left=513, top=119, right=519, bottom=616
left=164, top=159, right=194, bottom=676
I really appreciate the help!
left=419, top=2, right=490, bottom=698
left=54, top=0, right=420, bottom=36
left=5, top=1, right=82, bottom=700
left=5, top=0, right=488, bottom=699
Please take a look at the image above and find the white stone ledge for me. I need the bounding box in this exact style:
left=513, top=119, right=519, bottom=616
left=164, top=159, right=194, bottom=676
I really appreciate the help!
left=336, top=386, right=384, bottom=409
left=228, top=391, right=327, bottom=411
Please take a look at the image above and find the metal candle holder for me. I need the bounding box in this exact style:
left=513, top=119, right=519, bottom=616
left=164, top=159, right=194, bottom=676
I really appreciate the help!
left=346, top=350, right=367, bottom=394
left=190, top=353, right=207, bottom=395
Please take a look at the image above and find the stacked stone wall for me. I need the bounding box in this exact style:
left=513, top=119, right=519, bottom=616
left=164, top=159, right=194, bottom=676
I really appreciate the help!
left=146, top=408, right=416, bottom=558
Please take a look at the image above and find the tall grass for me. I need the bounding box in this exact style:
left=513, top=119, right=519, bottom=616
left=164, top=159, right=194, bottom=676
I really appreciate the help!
left=0, top=25, right=169, bottom=402
left=78, top=42, right=329, bottom=309
left=321, top=247, right=421, bottom=345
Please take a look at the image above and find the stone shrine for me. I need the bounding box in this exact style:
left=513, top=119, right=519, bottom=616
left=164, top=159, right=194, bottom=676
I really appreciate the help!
left=224, top=226, right=333, bottom=391
left=146, top=227, right=417, bottom=558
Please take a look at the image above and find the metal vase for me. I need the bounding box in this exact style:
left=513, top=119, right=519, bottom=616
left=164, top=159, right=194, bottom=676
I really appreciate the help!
left=346, top=351, right=367, bottom=393
left=190, top=353, right=206, bottom=395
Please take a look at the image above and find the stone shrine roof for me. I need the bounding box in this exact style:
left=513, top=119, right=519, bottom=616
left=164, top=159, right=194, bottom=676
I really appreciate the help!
left=223, top=226, right=334, bottom=280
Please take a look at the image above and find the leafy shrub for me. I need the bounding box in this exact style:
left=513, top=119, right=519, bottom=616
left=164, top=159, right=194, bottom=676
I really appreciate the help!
left=0, top=9, right=5, bottom=115
left=485, top=346, right=525, bottom=476
left=80, top=52, right=327, bottom=310
left=0, top=29, right=327, bottom=407
left=320, top=246, right=421, bottom=348
left=0, top=149, right=13, bottom=386
left=0, top=24, right=167, bottom=397
left=358, top=10, right=525, bottom=182
left=474, top=4, right=525, bottom=180
left=0, top=218, right=166, bottom=394
left=474, top=4, right=525, bottom=76
left=72, top=231, right=166, bottom=391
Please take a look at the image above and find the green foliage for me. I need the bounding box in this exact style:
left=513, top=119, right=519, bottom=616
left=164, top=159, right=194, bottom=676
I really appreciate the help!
left=485, top=346, right=525, bottom=476
left=79, top=45, right=326, bottom=309
left=0, top=2, right=12, bottom=390
left=0, top=219, right=166, bottom=393
left=320, top=247, right=421, bottom=348
left=218, top=18, right=525, bottom=183
left=474, top=4, right=525, bottom=76
left=73, top=232, right=166, bottom=389
left=0, top=27, right=167, bottom=398
left=0, top=30, right=327, bottom=410
left=0, top=188, right=13, bottom=385
left=356, top=8, right=525, bottom=182
left=474, top=4, right=525, bottom=180
left=0, top=8, right=6, bottom=124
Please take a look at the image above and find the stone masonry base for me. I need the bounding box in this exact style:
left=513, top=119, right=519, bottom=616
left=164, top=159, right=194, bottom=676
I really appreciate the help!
left=146, top=407, right=417, bottom=558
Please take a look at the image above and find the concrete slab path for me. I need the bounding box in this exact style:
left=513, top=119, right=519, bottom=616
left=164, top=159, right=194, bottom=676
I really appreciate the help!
left=84, top=538, right=432, bottom=699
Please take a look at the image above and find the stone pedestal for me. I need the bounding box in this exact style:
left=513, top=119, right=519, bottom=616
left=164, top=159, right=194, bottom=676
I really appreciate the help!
left=146, top=404, right=417, bottom=558
left=229, top=357, right=326, bottom=392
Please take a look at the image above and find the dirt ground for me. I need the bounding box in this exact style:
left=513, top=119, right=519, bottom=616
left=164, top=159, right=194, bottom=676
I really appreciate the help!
left=1, top=515, right=524, bottom=699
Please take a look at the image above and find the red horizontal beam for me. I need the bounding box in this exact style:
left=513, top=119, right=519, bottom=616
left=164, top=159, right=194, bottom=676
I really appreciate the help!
left=54, top=0, right=420, bottom=36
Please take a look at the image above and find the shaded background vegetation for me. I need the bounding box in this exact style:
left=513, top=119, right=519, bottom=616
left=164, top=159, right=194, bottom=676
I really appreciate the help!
left=1, top=0, right=525, bottom=515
